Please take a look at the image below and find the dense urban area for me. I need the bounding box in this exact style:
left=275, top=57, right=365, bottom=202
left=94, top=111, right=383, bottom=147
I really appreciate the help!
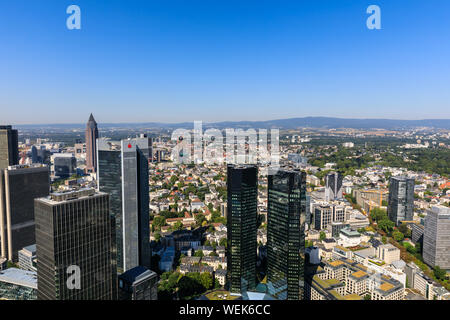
left=0, top=116, right=449, bottom=301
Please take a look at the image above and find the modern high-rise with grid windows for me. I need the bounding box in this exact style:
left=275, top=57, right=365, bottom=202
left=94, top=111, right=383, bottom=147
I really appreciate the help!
left=388, top=176, right=415, bottom=225
left=34, top=189, right=117, bottom=300
left=267, top=169, right=306, bottom=300
left=97, top=135, right=151, bottom=273
left=226, top=164, right=258, bottom=295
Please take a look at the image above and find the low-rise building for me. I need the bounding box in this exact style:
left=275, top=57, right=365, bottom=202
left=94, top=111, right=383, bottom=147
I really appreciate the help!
left=215, top=269, right=227, bottom=287
left=0, top=268, right=37, bottom=300
left=376, top=244, right=400, bottom=265
left=307, top=258, right=404, bottom=300
left=18, top=245, right=37, bottom=272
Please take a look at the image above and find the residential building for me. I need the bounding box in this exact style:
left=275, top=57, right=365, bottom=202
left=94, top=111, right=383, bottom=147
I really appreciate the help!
left=306, top=258, right=404, bottom=300
left=215, top=269, right=227, bottom=287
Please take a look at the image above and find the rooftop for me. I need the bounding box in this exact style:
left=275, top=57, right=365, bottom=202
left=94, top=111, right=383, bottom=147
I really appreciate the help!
left=329, top=260, right=345, bottom=267
left=0, top=268, right=37, bottom=289
left=350, top=270, right=368, bottom=279
left=379, top=282, right=394, bottom=292
left=118, top=266, right=156, bottom=285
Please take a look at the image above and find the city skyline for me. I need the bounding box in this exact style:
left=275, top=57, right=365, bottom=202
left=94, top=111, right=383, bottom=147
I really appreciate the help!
left=0, top=0, right=449, bottom=306
left=1, top=0, right=450, bottom=123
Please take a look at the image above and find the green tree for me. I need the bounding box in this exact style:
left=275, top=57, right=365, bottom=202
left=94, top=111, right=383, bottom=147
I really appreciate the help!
left=194, top=250, right=204, bottom=258
left=219, top=238, right=227, bottom=247
left=169, top=175, right=178, bottom=186
left=319, top=231, right=326, bottom=241
left=173, top=221, right=184, bottom=231
left=370, top=207, right=388, bottom=222
left=199, top=272, right=213, bottom=290
left=195, top=213, right=206, bottom=227
left=392, top=230, right=404, bottom=242
left=378, top=219, right=395, bottom=234
left=152, top=216, right=166, bottom=232
left=434, top=266, right=447, bottom=281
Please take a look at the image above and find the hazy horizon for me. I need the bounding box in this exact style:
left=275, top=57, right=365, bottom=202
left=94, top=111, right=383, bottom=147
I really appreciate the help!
left=1, top=1, right=450, bottom=123
left=4, top=115, right=450, bottom=127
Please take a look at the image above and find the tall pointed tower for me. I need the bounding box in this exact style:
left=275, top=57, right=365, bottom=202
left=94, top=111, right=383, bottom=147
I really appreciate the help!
left=85, top=113, right=98, bottom=173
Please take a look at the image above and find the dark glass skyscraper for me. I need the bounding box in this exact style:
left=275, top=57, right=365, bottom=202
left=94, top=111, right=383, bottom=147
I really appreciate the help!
left=325, top=171, right=343, bottom=201
left=0, top=164, right=50, bottom=261
left=227, top=164, right=258, bottom=294
left=34, top=189, right=117, bottom=300
left=267, top=169, right=306, bottom=300
left=0, top=126, right=19, bottom=170
left=97, top=136, right=151, bottom=273
left=388, top=176, right=415, bottom=225
left=85, top=114, right=98, bottom=173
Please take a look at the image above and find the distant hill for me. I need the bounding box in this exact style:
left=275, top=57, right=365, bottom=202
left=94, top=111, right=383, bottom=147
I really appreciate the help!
left=15, top=117, right=450, bottom=130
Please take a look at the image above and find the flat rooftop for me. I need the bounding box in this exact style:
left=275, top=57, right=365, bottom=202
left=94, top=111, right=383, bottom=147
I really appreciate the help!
left=37, top=188, right=105, bottom=205
left=0, top=268, right=37, bottom=289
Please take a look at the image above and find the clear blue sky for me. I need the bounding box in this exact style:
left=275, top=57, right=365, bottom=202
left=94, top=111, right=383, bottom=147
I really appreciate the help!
left=1, top=0, right=450, bottom=124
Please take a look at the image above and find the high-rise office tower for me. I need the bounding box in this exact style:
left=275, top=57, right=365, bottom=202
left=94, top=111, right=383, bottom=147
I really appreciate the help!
left=34, top=188, right=117, bottom=300
left=0, top=126, right=19, bottom=170
left=226, top=164, right=258, bottom=294
left=0, top=164, right=49, bottom=261
left=267, top=169, right=306, bottom=300
left=325, top=172, right=343, bottom=201
left=85, top=114, right=98, bottom=173
left=423, top=205, right=450, bottom=270
left=97, top=135, right=151, bottom=273
left=388, top=176, right=415, bottom=225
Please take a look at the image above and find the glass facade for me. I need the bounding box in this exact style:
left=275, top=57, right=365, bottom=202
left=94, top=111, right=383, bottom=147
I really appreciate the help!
left=0, top=126, right=19, bottom=170
left=97, top=137, right=151, bottom=273
left=227, top=164, right=258, bottom=294
left=388, top=176, right=415, bottom=225
left=0, top=281, right=36, bottom=300
left=53, top=155, right=77, bottom=178
left=325, top=172, right=343, bottom=201
left=34, top=190, right=117, bottom=300
left=118, top=266, right=158, bottom=300
left=0, top=165, right=49, bottom=261
left=267, top=170, right=306, bottom=300
left=98, top=146, right=124, bottom=273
